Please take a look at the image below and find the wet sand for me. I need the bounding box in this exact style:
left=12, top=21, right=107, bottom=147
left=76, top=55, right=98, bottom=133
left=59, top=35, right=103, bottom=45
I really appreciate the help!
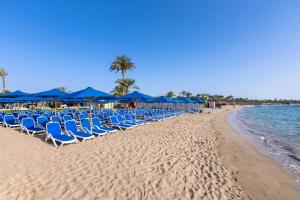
left=214, top=107, right=300, bottom=200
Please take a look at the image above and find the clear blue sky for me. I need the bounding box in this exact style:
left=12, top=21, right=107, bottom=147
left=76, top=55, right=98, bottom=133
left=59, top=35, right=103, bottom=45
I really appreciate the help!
left=0, top=0, right=299, bottom=99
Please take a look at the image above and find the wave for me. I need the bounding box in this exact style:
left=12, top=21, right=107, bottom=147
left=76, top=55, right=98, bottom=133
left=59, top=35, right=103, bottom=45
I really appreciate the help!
left=228, top=107, right=300, bottom=185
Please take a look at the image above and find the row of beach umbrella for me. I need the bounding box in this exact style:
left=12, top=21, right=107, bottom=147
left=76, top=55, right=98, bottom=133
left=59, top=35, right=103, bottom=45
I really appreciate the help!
left=0, top=88, right=205, bottom=118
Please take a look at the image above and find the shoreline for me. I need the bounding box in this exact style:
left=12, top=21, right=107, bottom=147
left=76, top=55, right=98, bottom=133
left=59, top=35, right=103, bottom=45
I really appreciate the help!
left=214, top=107, right=300, bottom=200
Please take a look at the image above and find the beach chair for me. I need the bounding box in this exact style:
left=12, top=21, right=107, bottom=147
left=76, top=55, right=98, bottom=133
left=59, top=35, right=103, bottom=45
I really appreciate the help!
left=80, top=118, right=107, bottom=136
left=92, top=117, right=116, bottom=133
left=110, top=116, right=133, bottom=131
left=130, top=114, right=149, bottom=125
left=78, top=113, right=87, bottom=120
left=42, top=113, right=51, bottom=121
left=12, top=112, right=18, bottom=119
left=51, top=116, right=64, bottom=127
left=21, top=117, right=45, bottom=135
left=117, top=115, right=137, bottom=127
left=45, top=122, right=77, bottom=147
left=65, top=120, right=94, bottom=141
left=32, top=113, right=40, bottom=122
left=4, top=114, right=20, bottom=128
left=123, top=114, right=141, bottom=126
left=18, top=113, right=28, bottom=123
left=37, top=116, right=48, bottom=130
left=0, top=114, right=3, bottom=125
left=63, top=115, right=72, bottom=122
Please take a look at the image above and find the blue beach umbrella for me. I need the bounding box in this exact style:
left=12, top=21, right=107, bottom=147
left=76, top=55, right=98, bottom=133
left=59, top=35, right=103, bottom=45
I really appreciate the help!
left=120, top=91, right=153, bottom=114
left=34, top=88, right=67, bottom=114
left=180, top=97, right=194, bottom=103
left=13, top=96, right=51, bottom=102
left=152, top=96, right=174, bottom=113
left=0, top=90, right=31, bottom=109
left=62, top=87, right=115, bottom=121
left=153, top=96, right=173, bottom=103
left=120, top=91, right=153, bottom=101
left=34, top=88, right=67, bottom=98
left=0, top=98, right=14, bottom=103
left=193, top=98, right=205, bottom=103
left=1, top=90, right=29, bottom=98
left=9, top=96, right=51, bottom=112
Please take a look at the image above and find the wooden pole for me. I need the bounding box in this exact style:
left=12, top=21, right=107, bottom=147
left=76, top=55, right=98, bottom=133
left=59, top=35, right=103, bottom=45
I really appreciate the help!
left=89, top=98, right=92, bottom=125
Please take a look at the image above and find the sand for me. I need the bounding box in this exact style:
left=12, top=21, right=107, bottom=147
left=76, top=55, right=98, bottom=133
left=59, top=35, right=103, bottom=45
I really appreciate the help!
left=214, top=107, right=300, bottom=200
left=0, top=107, right=299, bottom=200
left=0, top=110, right=245, bottom=200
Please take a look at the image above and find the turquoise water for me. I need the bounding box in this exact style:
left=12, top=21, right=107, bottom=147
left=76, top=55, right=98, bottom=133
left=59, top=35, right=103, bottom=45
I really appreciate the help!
left=229, top=105, right=300, bottom=184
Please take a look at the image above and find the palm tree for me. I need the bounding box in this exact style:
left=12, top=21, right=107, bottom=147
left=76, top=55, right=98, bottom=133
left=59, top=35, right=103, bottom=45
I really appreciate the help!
left=166, top=91, right=175, bottom=98
left=179, top=91, right=192, bottom=98
left=58, top=86, right=68, bottom=92
left=110, top=55, right=135, bottom=78
left=0, top=68, right=8, bottom=93
left=111, top=78, right=139, bottom=96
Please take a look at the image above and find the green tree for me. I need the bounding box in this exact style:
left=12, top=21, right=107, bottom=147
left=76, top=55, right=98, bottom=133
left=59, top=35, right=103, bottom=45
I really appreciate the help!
left=1, top=90, right=10, bottom=94
left=166, top=91, right=175, bottom=98
left=58, top=86, right=69, bottom=93
left=111, top=78, right=139, bottom=96
left=110, top=55, right=135, bottom=78
left=0, top=68, right=8, bottom=93
left=179, top=91, right=192, bottom=98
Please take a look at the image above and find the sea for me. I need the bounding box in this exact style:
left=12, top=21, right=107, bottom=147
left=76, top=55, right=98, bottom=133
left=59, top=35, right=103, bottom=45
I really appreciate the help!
left=228, top=105, right=300, bottom=184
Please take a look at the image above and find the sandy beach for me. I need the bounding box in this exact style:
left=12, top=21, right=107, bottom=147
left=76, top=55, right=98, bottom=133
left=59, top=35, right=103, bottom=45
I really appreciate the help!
left=0, top=107, right=299, bottom=199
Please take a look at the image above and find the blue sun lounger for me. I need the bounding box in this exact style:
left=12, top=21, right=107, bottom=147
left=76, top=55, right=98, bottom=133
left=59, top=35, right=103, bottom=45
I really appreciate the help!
left=63, top=115, right=72, bottom=122
left=125, top=114, right=147, bottom=126
left=0, top=114, right=3, bottom=125
left=45, top=122, right=77, bottom=147
left=92, top=117, right=116, bottom=133
left=4, top=114, right=21, bottom=128
left=110, top=115, right=133, bottom=131
left=65, top=120, right=94, bottom=141
left=117, top=115, right=137, bottom=127
left=21, top=117, right=45, bottom=135
left=51, top=116, right=64, bottom=127
left=80, top=118, right=107, bottom=136
left=37, top=116, right=48, bottom=130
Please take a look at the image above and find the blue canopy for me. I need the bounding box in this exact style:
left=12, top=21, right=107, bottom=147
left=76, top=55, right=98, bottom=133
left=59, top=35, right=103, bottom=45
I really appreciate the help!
left=175, top=97, right=194, bottom=103
left=34, top=88, right=67, bottom=98
left=1, top=90, right=29, bottom=98
left=60, top=98, right=88, bottom=103
left=172, top=98, right=184, bottom=103
left=0, top=98, right=15, bottom=103
left=13, top=96, right=51, bottom=102
left=61, top=87, right=115, bottom=120
left=62, top=87, right=114, bottom=100
left=152, top=96, right=173, bottom=103
left=118, top=99, right=145, bottom=103
left=120, top=91, right=153, bottom=102
left=193, top=98, right=205, bottom=103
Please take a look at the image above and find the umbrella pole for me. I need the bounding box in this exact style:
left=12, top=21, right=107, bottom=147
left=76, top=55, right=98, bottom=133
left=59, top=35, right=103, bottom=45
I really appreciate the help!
left=54, top=101, right=57, bottom=116
left=89, top=98, right=92, bottom=125
left=135, top=99, right=137, bottom=117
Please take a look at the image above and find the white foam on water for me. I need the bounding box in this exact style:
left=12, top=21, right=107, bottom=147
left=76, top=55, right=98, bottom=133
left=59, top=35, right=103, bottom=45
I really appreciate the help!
left=228, top=107, right=300, bottom=186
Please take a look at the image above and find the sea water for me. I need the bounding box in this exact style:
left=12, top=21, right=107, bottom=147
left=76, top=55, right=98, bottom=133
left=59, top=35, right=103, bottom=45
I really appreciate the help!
left=228, top=105, right=300, bottom=184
